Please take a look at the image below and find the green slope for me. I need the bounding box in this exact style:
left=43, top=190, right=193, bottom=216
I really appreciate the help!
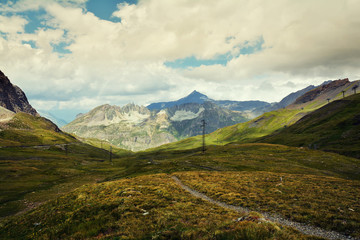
left=80, top=137, right=133, bottom=156
left=259, top=93, right=360, bottom=158
left=0, top=112, right=76, bottom=146
left=0, top=112, right=132, bottom=217
left=150, top=80, right=360, bottom=152
left=150, top=105, right=316, bottom=152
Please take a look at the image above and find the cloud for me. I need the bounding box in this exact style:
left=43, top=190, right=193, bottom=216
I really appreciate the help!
left=0, top=0, right=359, bottom=119
left=0, top=15, right=28, bottom=34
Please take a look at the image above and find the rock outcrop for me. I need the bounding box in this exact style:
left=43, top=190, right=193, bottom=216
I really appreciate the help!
left=294, top=79, right=350, bottom=104
left=0, top=70, right=38, bottom=116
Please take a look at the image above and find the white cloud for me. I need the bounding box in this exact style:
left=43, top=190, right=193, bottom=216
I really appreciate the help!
left=0, top=0, right=360, bottom=119
left=0, top=15, right=28, bottom=34
left=0, top=0, right=86, bottom=12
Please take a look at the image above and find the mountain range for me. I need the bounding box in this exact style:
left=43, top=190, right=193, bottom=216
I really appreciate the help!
left=1, top=68, right=359, bottom=156
left=38, top=110, right=68, bottom=128
left=1, top=69, right=360, bottom=239
left=147, top=90, right=271, bottom=117
left=61, top=81, right=341, bottom=151
left=62, top=101, right=248, bottom=151
left=156, top=78, right=360, bottom=157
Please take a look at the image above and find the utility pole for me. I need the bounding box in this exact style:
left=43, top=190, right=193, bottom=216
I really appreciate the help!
left=353, top=85, right=358, bottom=94
left=201, top=119, right=206, bottom=154
left=109, top=146, right=112, bottom=162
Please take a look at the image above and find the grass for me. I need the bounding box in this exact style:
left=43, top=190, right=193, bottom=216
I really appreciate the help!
left=79, top=137, right=133, bottom=156
left=0, top=143, right=130, bottom=217
left=1, top=141, right=359, bottom=219
left=150, top=105, right=317, bottom=152
left=0, top=113, right=76, bottom=147
left=1, top=110, right=360, bottom=239
left=259, top=93, right=360, bottom=158
left=0, top=174, right=321, bottom=240
left=150, top=90, right=360, bottom=159
left=139, top=143, right=360, bottom=180
left=174, top=171, right=360, bottom=238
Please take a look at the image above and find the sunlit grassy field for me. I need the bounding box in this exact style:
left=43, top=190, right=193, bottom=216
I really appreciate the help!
left=174, top=171, right=360, bottom=238
left=0, top=174, right=321, bottom=240
left=1, top=141, right=359, bottom=239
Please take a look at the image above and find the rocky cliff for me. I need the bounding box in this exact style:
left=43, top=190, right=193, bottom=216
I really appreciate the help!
left=0, top=70, right=38, bottom=116
left=294, top=78, right=350, bottom=105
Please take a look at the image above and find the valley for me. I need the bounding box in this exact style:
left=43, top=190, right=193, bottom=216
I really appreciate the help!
left=1, top=70, right=360, bottom=239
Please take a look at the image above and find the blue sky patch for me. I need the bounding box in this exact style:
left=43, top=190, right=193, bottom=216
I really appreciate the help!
left=18, top=8, right=51, bottom=34
left=237, top=37, right=264, bottom=55
left=51, top=41, right=72, bottom=55
left=0, top=31, right=8, bottom=40
left=165, top=37, right=265, bottom=69
left=86, top=0, right=138, bottom=22
left=165, top=54, right=230, bottom=69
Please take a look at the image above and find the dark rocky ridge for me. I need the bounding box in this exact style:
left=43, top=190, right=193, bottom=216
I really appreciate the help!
left=0, top=70, right=38, bottom=116
left=294, top=78, right=350, bottom=104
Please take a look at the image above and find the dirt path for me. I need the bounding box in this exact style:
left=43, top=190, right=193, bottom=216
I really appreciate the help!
left=171, top=175, right=357, bottom=240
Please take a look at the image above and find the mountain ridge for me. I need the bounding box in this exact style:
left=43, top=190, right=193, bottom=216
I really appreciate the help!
left=151, top=78, right=360, bottom=153
left=147, top=90, right=210, bottom=110
left=259, top=93, right=360, bottom=158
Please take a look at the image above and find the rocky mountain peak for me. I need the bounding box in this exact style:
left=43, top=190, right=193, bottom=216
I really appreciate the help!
left=184, top=90, right=211, bottom=101
left=147, top=90, right=212, bottom=110
left=0, top=70, right=38, bottom=116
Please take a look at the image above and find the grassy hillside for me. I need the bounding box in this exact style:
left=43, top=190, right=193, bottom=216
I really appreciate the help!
left=1, top=95, right=360, bottom=239
left=139, top=143, right=360, bottom=180
left=80, top=137, right=133, bottom=156
left=0, top=174, right=316, bottom=240
left=149, top=107, right=318, bottom=152
left=175, top=171, right=360, bottom=238
left=1, top=142, right=359, bottom=239
left=0, top=112, right=76, bottom=146
left=0, top=142, right=131, bottom=217
left=2, top=142, right=359, bottom=218
left=259, top=94, right=360, bottom=158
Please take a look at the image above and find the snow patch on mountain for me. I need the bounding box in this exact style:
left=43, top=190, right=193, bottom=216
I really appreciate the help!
left=85, top=110, right=150, bottom=127
left=170, top=107, right=204, bottom=121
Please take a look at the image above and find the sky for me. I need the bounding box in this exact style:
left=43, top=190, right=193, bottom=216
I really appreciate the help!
left=0, top=0, right=360, bottom=122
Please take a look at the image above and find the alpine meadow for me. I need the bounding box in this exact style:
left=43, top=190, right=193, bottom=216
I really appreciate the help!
left=1, top=1, right=360, bottom=240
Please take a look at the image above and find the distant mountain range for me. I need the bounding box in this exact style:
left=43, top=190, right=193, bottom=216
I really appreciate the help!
left=62, top=101, right=248, bottom=151
left=62, top=80, right=348, bottom=151
left=38, top=111, right=68, bottom=128
left=157, top=78, right=360, bottom=157
left=147, top=90, right=271, bottom=118
left=147, top=90, right=211, bottom=110
left=2, top=68, right=359, bottom=155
